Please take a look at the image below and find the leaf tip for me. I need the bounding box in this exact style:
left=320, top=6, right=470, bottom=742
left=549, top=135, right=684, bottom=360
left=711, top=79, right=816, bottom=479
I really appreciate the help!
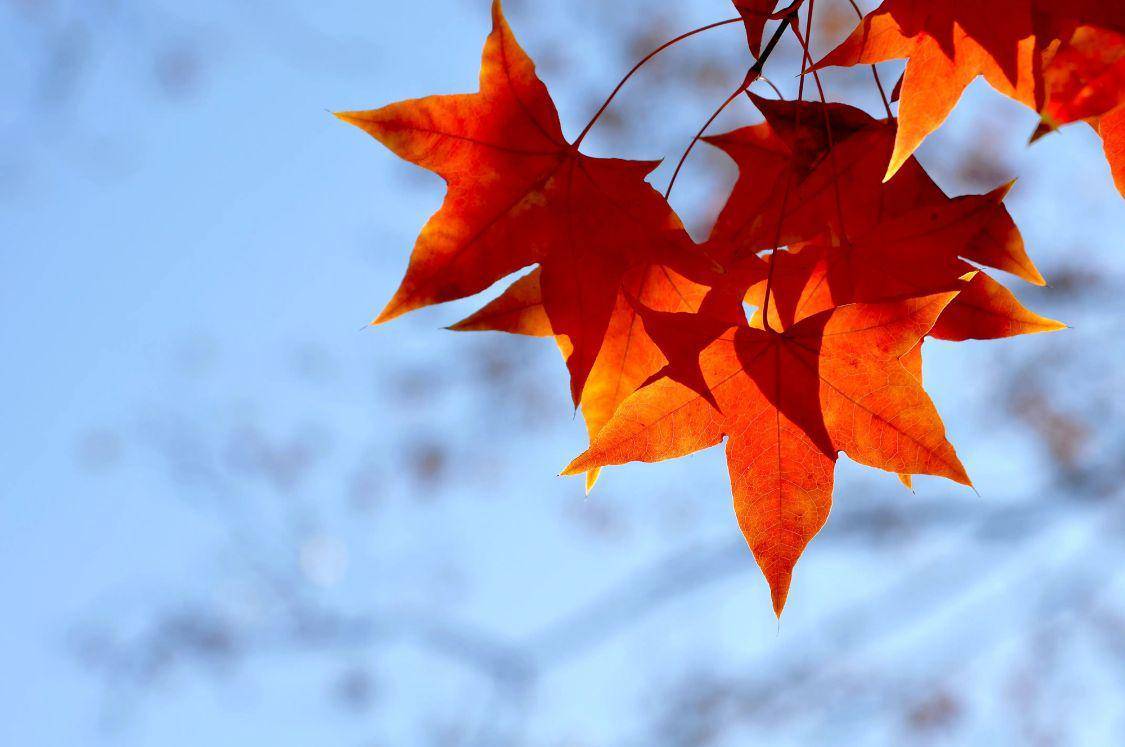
left=745, top=90, right=768, bottom=109
left=883, top=140, right=914, bottom=183
left=991, top=178, right=1018, bottom=201
left=770, top=576, right=791, bottom=619
left=585, top=468, right=601, bottom=495
left=373, top=291, right=417, bottom=326
left=1045, top=319, right=1070, bottom=333
left=559, top=457, right=586, bottom=478
left=333, top=110, right=364, bottom=127
left=490, top=0, right=506, bottom=27
left=1029, top=119, right=1056, bottom=144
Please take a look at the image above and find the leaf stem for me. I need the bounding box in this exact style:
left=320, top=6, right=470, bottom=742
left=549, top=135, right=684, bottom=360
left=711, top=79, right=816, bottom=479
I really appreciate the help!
left=663, top=84, right=747, bottom=200
left=871, top=65, right=893, bottom=119
left=761, top=0, right=811, bottom=330
left=665, top=1, right=804, bottom=200
left=790, top=16, right=852, bottom=247
left=573, top=18, right=744, bottom=149
left=759, top=177, right=795, bottom=333
left=843, top=0, right=893, bottom=118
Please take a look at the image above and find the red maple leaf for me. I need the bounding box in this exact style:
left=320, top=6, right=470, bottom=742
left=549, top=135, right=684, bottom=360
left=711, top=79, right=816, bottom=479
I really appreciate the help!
left=560, top=93, right=1062, bottom=610
left=742, top=191, right=1064, bottom=341
left=336, top=0, right=1087, bottom=616
left=707, top=97, right=1058, bottom=341
left=337, top=1, right=711, bottom=405
left=707, top=97, right=1040, bottom=277
left=565, top=292, right=970, bottom=615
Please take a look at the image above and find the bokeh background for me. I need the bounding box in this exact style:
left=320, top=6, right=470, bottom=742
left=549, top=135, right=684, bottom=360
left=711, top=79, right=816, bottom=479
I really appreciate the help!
left=3, top=0, right=1124, bottom=745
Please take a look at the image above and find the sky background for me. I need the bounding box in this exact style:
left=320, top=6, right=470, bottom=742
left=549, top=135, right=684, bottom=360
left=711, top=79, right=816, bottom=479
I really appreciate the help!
left=2, top=1, right=1124, bottom=745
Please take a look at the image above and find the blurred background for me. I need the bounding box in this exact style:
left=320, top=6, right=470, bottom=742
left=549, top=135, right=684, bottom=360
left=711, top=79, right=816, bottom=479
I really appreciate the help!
left=2, top=0, right=1124, bottom=744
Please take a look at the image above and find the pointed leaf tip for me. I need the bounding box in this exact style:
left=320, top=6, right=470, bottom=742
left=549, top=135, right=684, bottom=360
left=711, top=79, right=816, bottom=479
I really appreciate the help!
left=770, top=572, right=792, bottom=619
left=560, top=456, right=586, bottom=477
left=984, top=178, right=1018, bottom=202
left=1029, top=120, right=1055, bottom=144
left=372, top=305, right=401, bottom=326
left=334, top=110, right=369, bottom=128
left=882, top=159, right=903, bottom=184
left=585, top=468, right=601, bottom=495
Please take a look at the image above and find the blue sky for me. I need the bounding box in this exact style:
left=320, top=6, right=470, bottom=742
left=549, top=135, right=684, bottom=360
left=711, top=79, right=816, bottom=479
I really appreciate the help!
left=3, top=1, right=1124, bottom=744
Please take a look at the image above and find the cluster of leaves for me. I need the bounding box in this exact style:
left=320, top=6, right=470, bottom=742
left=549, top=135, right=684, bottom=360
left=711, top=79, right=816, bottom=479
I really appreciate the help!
left=338, top=0, right=1123, bottom=614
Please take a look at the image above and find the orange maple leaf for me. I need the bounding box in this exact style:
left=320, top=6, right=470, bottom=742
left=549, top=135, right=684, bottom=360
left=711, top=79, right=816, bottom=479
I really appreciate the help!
left=813, top=0, right=1043, bottom=178
left=743, top=193, right=1064, bottom=341
left=813, top=1, right=1125, bottom=179
left=561, top=92, right=1062, bottom=610
left=704, top=96, right=876, bottom=256
left=336, top=1, right=710, bottom=405
left=706, top=97, right=1041, bottom=281
left=706, top=97, right=1058, bottom=340
left=335, top=0, right=1083, bottom=617
left=564, top=292, right=970, bottom=615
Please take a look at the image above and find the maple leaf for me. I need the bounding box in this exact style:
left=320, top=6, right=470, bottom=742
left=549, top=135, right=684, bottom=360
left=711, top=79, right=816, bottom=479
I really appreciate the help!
left=811, top=0, right=1042, bottom=178
left=705, top=96, right=1058, bottom=340
left=448, top=267, right=553, bottom=339
left=453, top=263, right=706, bottom=492
left=559, top=93, right=1057, bottom=607
left=743, top=252, right=1063, bottom=492
left=334, top=0, right=1083, bottom=617
left=336, top=0, right=709, bottom=405
left=928, top=271, right=1066, bottom=341
left=1035, top=26, right=1125, bottom=196
left=628, top=167, right=1059, bottom=509
left=813, top=1, right=1125, bottom=179
left=1032, top=2, right=1125, bottom=50
left=742, top=192, right=1064, bottom=341
left=733, top=0, right=781, bottom=57
left=564, top=292, right=970, bottom=615
left=707, top=97, right=1043, bottom=282
left=704, top=96, right=876, bottom=256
